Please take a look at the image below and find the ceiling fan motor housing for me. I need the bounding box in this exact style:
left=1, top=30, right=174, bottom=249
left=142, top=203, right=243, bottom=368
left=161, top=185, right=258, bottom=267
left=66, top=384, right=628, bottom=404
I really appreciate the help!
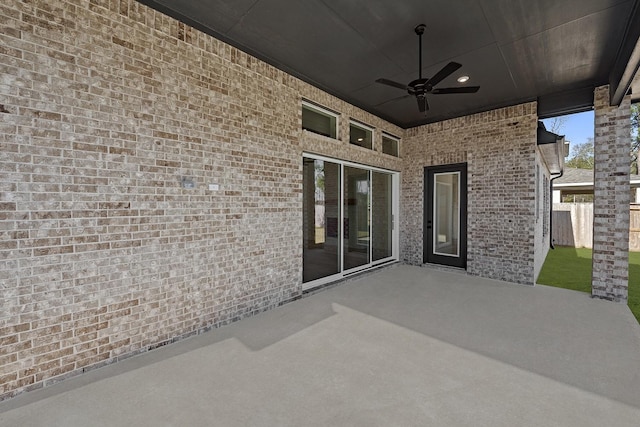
left=408, top=78, right=431, bottom=96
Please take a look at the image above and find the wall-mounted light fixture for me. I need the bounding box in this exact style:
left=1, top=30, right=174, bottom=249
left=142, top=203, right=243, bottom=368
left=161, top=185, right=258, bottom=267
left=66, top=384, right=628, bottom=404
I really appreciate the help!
left=181, top=176, right=196, bottom=189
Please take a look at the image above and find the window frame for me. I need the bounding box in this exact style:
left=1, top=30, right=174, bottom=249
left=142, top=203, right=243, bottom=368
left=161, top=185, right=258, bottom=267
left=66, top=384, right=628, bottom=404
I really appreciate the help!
left=302, top=152, right=400, bottom=290
left=349, top=119, right=374, bottom=150
left=302, top=100, right=339, bottom=139
left=382, top=132, right=400, bottom=157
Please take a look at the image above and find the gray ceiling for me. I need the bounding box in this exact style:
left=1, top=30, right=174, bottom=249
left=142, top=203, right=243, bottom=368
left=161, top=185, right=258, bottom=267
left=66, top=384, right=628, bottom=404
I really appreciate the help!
left=139, top=0, right=640, bottom=128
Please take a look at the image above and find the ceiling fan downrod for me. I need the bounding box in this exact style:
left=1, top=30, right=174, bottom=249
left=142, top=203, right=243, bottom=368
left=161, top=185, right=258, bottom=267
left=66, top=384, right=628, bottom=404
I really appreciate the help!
left=373, top=23, right=479, bottom=114
left=415, top=24, right=426, bottom=80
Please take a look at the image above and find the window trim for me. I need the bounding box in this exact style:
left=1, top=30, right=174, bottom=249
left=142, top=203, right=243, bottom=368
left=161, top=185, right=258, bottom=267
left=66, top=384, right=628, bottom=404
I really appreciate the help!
left=382, top=132, right=400, bottom=157
left=302, top=100, right=339, bottom=139
left=349, top=119, right=375, bottom=149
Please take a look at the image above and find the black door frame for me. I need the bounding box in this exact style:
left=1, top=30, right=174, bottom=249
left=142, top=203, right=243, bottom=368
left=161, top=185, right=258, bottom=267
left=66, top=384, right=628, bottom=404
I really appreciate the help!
left=423, top=163, right=467, bottom=268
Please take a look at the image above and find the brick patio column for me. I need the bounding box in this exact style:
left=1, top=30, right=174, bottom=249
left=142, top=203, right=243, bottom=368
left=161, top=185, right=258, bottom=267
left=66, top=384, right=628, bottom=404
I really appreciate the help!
left=592, top=85, right=631, bottom=301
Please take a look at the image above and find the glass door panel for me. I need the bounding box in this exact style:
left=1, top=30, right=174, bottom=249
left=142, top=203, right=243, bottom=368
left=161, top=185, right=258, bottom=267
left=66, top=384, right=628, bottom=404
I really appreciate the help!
left=303, top=154, right=399, bottom=288
left=434, top=172, right=460, bottom=256
left=424, top=163, right=467, bottom=269
left=372, top=171, right=393, bottom=261
left=343, top=166, right=370, bottom=270
left=303, top=159, right=341, bottom=283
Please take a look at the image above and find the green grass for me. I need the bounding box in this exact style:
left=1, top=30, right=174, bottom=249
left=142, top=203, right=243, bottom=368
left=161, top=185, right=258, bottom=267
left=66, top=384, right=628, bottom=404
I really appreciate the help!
left=537, top=246, right=640, bottom=324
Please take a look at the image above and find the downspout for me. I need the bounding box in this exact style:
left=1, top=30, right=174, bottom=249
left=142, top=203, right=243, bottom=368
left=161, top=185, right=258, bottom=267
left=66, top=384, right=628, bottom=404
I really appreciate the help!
left=537, top=121, right=565, bottom=250
left=549, top=170, right=564, bottom=249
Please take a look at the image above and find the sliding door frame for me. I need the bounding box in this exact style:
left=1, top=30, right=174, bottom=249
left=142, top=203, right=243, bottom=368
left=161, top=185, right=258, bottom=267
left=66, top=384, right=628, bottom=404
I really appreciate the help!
left=302, top=153, right=400, bottom=290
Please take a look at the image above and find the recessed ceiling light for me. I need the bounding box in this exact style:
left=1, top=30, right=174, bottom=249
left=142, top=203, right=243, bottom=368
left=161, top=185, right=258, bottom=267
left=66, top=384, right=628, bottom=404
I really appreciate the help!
left=457, top=75, right=470, bottom=83
left=357, top=137, right=364, bottom=142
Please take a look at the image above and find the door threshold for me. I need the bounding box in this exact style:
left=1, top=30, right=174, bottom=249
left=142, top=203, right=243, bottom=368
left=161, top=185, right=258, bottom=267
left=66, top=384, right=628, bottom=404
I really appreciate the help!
left=303, top=262, right=400, bottom=296
left=422, top=262, right=467, bottom=274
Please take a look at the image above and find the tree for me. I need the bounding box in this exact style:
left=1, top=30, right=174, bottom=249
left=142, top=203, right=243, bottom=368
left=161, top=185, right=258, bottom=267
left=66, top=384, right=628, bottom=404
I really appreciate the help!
left=547, top=115, right=568, bottom=134
left=565, top=137, right=594, bottom=169
left=545, top=114, right=594, bottom=170
left=547, top=107, right=640, bottom=172
left=631, top=104, right=640, bottom=174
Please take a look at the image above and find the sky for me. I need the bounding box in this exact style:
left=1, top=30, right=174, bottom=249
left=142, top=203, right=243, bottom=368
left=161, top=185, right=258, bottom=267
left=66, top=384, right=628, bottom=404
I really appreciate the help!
left=541, top=110, right=594, bottom=157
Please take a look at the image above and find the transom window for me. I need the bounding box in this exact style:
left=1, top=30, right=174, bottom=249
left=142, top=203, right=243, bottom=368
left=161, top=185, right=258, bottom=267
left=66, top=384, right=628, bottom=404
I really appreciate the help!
left=349, top=120, right=373, bottom=149
left=382, top=133, right=400, bottom=157
left=302, top=101, right=338, bottom=139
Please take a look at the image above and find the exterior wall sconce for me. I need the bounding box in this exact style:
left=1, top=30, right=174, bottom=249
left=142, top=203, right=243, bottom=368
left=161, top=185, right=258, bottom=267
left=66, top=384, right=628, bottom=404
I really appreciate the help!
left=181, top=176, right=196, bottom=189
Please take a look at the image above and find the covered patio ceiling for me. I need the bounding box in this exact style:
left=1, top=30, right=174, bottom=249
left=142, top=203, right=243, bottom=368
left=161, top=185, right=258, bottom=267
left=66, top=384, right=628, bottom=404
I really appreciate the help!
left=138, top=0, right=640, bottom=128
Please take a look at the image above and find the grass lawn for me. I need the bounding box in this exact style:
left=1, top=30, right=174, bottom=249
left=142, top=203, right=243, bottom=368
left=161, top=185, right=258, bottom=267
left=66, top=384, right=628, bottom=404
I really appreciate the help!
left=537, top=246, right=640, bottom=324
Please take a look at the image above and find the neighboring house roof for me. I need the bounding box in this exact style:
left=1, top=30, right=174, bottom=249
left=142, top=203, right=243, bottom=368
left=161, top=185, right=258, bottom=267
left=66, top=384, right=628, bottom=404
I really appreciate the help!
left=554, top=167, right=640, bottom=190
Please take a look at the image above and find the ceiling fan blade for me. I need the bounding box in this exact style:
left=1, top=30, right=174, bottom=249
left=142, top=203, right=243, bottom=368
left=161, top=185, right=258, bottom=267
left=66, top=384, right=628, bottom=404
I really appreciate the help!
left=426, top=62, right=462, bottom=87
left=375, top=78, right=408, bottom=90
left=417, top=96, right=428, bottom=112
left=432, top=86, right=480, bottom=94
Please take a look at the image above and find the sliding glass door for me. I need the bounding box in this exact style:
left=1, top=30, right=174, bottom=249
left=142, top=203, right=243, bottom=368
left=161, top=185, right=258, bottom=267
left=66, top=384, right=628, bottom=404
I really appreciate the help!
left=303, top=155, right=398, bottom=289
left=372, top=171, right=393, bottom=262
left=302, top=158, right=341, bottom=283
left=343, top=166, right=370, bottom=271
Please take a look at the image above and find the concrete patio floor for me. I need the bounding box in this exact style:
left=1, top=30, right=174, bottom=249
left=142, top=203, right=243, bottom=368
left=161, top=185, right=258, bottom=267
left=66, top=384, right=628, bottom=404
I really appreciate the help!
left=1, top=265, right=640, bottom=426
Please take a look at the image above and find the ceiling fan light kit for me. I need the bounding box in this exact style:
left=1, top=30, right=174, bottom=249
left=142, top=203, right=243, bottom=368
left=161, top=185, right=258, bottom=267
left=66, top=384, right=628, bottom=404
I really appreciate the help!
left=376, top=24, right=480, bottom=113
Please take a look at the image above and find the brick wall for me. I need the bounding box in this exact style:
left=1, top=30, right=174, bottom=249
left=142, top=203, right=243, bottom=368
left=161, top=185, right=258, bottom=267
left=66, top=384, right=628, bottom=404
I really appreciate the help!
left=299, top=87, right=403, bottom=170
left=401, top=103, right=539, bottom=284
left=0, top=0, right=401, bottom=399
left=0, top=0, right=552, bottom=401
left=592, top=85, right=630, bottom=301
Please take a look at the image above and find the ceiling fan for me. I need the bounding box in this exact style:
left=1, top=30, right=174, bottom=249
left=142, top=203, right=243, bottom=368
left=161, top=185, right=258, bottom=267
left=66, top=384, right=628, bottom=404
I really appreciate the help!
left=375, top=24, right=480, bottom=113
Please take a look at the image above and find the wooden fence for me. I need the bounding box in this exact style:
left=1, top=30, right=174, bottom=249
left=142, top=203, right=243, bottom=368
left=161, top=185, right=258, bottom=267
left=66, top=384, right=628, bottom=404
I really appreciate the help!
left=552, top=203, right=640, bottom=250
left=632, top=205, right=640, bottom=250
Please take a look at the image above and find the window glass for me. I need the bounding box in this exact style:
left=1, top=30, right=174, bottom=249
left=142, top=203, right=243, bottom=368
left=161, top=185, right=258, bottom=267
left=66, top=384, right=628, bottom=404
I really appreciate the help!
left=343, top=166, right=370, bottom=270
left=349, top=122, right=373, bottom=149
left=433, top=172, right=460, bottom=257
left=382, top=134, right=399, bottom=157
left=302, top=155, right=399, bottom=288
left=303, top=158, right=341, bottom=282
left=302, top=102, right=337, bottom=139
left=372, top=171, right=393, bottom=261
